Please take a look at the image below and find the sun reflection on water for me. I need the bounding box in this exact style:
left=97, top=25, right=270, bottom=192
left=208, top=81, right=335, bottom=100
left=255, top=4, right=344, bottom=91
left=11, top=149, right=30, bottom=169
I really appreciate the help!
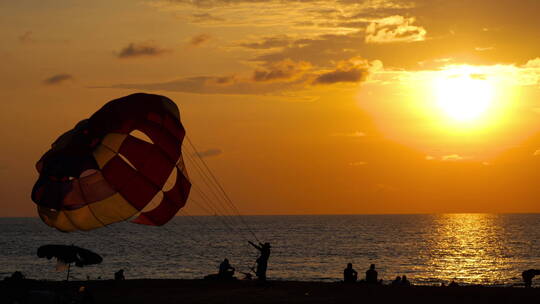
left=421, top=214, right=512, bottom=285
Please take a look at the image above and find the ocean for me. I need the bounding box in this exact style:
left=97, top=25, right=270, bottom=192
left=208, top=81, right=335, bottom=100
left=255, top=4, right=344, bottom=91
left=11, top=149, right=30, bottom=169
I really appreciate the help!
left=1, top=214, right=540, bottom=286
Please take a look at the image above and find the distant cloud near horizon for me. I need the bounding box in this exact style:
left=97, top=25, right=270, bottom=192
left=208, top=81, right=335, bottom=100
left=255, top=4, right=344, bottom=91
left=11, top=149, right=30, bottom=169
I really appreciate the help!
left=42, top=74, right=73, bottom=85
left=189, top=34, right=211, bottom=46
left=117, top=42, right=169, bottom=58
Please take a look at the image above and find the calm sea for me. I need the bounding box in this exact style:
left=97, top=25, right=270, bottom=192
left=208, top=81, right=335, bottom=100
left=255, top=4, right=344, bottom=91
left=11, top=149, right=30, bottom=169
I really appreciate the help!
left=1, top=214, right=540, bottom=286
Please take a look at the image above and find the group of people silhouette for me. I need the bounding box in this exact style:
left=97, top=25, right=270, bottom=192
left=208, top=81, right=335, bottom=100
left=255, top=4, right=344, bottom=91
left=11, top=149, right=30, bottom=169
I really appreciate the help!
left=343, top=263, right=392, bottom=285
left=210, top=241, right=272, bottom=281
left=209, top=242, right=540, bottom=288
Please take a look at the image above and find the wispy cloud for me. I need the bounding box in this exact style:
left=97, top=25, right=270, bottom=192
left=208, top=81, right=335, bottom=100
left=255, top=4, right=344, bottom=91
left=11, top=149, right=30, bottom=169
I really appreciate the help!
left=253, top=59, right=311, bottom=82
left=117, top=42, right=169, bottom=58
left=43, top=74, right=73, bottom=85
left=331, top=131, right=367, bottom=137
left=313, top=57, right=379, bottom=84
left=189, top=33, right=211, bottom=46
left=365, top=15, right=426, bottom=44
left=442, top=154, right=464, bottom=161
left=191, top=12, right=225, bottom=23
left=238, top=35, right=292, bottom=50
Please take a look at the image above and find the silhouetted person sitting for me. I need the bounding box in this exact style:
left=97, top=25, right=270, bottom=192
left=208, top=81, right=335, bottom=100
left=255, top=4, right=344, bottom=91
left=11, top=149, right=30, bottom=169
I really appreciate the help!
left=249, top=241, right=271, bottom=281
left=449, top=280, right=459, bottom=287
left=218, top=258, right=235, bottom=279
left=392, top=276, right=401, bottom=286
left=6, top=271, right=25, bottom=282
left=522, top=269, right=540, bottom=288
left=365, top=264, right=378, bottom=284
left=343, top=263, right=358, bottom=283
left=114, top=269, right=125, bottom=281
left=401, top=275, right=411, bottom=286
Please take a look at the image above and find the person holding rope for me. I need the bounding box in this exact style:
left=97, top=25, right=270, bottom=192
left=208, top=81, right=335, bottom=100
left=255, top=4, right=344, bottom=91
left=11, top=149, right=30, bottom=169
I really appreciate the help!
left=249, top=241, right=271, bottom=281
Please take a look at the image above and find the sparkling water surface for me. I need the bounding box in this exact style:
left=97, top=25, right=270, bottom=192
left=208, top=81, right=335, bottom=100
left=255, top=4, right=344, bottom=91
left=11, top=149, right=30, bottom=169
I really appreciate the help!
left=1, top=214, right=540, bottom=286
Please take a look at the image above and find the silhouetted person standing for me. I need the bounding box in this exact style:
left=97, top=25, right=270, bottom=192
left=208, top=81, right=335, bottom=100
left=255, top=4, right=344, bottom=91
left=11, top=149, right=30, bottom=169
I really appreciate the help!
left=522, top=269, right=540, bottom=288
left=365, top=264, right=378, bottom=284
left=249, top=241, right=271, bottom=281
left=343, top=263, right=358, bottom=283
left=218, top=258, right=235, bottom=279
left=392, top=276, right=401, bottom=286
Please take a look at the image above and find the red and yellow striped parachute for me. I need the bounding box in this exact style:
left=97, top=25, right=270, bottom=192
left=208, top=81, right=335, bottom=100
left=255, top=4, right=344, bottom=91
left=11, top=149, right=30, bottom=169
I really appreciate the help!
left=31, top=93, right=191, bottom=232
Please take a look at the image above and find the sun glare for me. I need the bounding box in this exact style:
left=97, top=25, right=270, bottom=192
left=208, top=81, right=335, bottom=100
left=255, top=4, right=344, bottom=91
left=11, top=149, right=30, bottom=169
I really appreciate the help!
left=433, top=67, right=496, bottom=122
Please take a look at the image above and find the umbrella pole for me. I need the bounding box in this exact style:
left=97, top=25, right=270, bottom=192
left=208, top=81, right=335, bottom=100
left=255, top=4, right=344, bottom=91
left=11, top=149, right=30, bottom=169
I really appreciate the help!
left=66, top=263, right=71, bottom=281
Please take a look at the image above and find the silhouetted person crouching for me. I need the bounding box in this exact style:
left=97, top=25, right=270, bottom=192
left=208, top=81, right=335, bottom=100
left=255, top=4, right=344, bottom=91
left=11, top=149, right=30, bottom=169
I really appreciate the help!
left=114, top=269, right=125, bottom=281
left=249, top=241, right=271, bottom=281
left=343, top=263, right=358, bottom=283
left=522, top=269, right=540, bottom=288
left=365, top=264, right=378, bottom=284
left=218, top=258, right=235, bottom=280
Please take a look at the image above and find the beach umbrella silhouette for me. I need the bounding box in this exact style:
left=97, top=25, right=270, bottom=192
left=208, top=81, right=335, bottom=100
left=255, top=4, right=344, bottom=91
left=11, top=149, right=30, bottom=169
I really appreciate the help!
left=37, top=244, right=103, bottom=280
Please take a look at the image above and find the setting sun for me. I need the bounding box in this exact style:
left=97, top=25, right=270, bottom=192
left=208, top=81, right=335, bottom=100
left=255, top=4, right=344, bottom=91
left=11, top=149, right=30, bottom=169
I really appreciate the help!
left=434, top=68, right=496, bottom=122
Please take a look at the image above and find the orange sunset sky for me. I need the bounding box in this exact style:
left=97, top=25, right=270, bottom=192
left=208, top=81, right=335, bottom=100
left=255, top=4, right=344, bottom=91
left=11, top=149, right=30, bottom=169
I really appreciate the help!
left=1, top=0, right=540, bottom=216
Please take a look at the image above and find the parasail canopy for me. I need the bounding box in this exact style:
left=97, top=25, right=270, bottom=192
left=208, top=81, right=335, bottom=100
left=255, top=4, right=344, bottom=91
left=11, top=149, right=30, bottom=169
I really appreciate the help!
left=31, top=93, right=191, bottom=232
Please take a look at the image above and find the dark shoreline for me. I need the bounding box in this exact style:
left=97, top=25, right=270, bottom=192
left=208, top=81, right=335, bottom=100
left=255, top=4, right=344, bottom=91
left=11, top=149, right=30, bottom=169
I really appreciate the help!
left=2, top=279, right=540, bottom=304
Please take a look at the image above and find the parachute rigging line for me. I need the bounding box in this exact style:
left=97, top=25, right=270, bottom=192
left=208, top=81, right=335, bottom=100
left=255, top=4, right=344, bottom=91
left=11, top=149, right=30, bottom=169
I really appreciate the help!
left=183, top=152, right=256, bottom=244
left=185, top=136, right=261, bottom=243
left=183, top=153, right=249, bottom=238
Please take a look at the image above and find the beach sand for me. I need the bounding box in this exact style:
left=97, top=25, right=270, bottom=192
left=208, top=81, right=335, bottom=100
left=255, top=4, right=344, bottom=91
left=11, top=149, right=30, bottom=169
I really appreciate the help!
left=2, top=279, right=540, bottom=304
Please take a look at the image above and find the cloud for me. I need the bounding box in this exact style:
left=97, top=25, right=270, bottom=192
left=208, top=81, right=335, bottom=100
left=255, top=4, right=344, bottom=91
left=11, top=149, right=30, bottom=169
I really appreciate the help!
left=117, top=42, right=169, bottom=58
left=442, top=154, right=464, bottom=161
left=365, top=15, right=426, bottom=44
left=349, top=161, right=367, bottom=166
left=191, top=12, right=225, bottom=23
left=525, top=58, right=540, bottom=69
left=238, top=35, right=291, bottom=50
left=253, top=59, right=311, bottom=82
left=190, top=34, right=211, bottom=46
left=42, top=74, right=73, bottom=85
left=313, top=57, right=377, bottom=84
left=475, top=46, right=494, bottom=52
left=195, top=148, right=223, bottom=158
left=19, top=31, right=34, bottom=44
left=331, top=131, right=367, bottom=137
left=108, top=55, right=380, bottom=95
left=109, top=75, right=302, bottom=95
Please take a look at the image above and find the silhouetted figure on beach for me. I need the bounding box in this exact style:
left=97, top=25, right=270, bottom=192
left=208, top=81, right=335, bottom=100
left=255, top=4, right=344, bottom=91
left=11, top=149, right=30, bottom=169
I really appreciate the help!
left=522, top=269, right=540, bottom=288
left=343, top=263, right=358, bottom=283
left=365, top=264, right=378, bottom=284
left=401, top=275, right=411, bottom=286
left=4, top=271, right=25, bottom=282
left=218, top=258, right=235, bottom=279
left=114, top=269, right=125, bottom=281
left=249, top=241, right=271, bottom=281
left=449, top=280, right=459, bottom=287
left=392, top=276, right=401, bottom=286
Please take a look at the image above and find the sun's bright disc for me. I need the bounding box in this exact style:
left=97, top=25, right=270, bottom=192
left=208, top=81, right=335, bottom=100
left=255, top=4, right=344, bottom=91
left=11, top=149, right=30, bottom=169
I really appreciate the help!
left=434, top=71, right=495, bottom=122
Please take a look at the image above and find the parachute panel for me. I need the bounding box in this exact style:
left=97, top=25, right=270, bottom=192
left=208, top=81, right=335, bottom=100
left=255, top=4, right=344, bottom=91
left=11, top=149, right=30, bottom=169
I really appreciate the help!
left=32, top=93, right=191, bottom=232
left=131, top=167, right=190, bottom=226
